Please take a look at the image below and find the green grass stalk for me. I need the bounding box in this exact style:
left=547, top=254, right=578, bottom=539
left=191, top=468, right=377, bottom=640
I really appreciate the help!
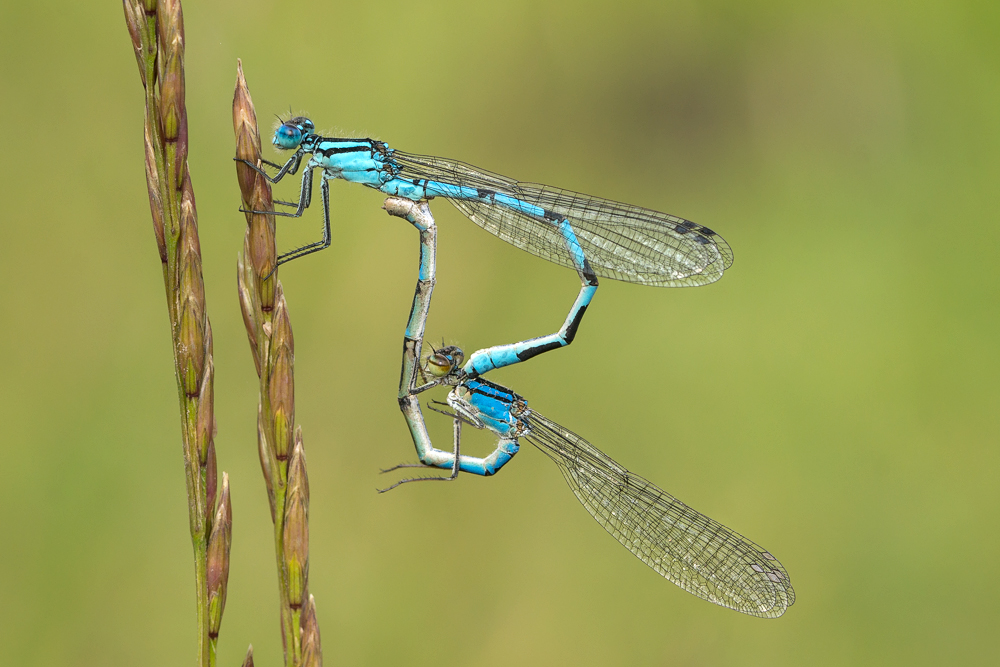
left=123, top=1, right=232, bottom=665
left=233, top=61, right=323, bottom=667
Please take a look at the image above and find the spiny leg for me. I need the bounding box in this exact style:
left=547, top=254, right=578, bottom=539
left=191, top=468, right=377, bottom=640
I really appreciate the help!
left=381, top=402, right=521, bottom=490
left=377, top=411, right=463, bottom=493
left=260, top=157, right=291, bottom=173
left=273, top=175, right=331, bottom=266
left=235, top=151, right=303, bottom=184
left=238, top=164, right=330, bottom=273
left=240, top=163, right=315, bottom=221
left=237, top=156, right=302, bottom=209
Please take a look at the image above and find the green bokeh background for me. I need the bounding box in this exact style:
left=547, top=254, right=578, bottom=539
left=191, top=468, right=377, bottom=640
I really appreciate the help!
left=2, top=1, right=997, bottom=665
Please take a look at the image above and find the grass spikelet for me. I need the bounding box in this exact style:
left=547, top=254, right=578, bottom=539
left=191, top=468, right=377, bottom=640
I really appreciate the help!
left=300, top=595, right=323, bottom=667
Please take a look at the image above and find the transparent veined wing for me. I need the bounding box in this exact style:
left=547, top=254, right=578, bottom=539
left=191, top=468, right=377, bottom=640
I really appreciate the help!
left=526, top=410, right=794, bottom=618
left=391, top=151, right=734, bottom=287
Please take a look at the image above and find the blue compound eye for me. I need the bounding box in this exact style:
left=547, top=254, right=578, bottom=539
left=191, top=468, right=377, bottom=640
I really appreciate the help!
left=273, top=123, right=303, bottom=149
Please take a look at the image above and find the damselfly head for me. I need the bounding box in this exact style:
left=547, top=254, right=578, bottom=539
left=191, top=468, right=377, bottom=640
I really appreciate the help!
left=273, top=116, right=315, bottom=150
left=424, top=345, right=464, bottom=378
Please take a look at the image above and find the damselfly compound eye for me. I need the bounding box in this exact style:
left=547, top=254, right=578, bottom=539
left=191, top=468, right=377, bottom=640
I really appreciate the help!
left=273, top=123, right=303, bottom=150
left=424, top=345, right=465, bottom=377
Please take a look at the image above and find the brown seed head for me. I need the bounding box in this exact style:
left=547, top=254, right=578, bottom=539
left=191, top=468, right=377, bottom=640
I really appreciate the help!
left=232, top=60, right=277, bottom=293
left=270, top=286, right=295, bottom=352
left=289, top=428, right=309, bottom=502
left=257, top=405, right=277, bottom=522
left=129, top=1, right=157, bottom=84
left=233, top=61, right=265, bottom=207
left=250, top=218, right=277, bottom=302
left=205, top=439, right=217, bottom=521
left=179, top=173, right=199, bottom=240
left=283, top=440, right=309, bottom=608
left=268, top=294, right=294, bottom=459
left=122, top=1, right=145, bottom=83
left=237, top=249, right=262, bottom=375
left=207, top=472, right=232, bottom=638
left=300, top=594, right=323, bottom=667
left=269, top=371, right=292, bottom=460
left=177, top=296, right=204, bottom=396
left=195, top=357, right=215, bottom=466
left=159, top=50, right=183, bottom=143
left=178, top=214, right=205, bottom=316
left=142, top=111, right=166, bottom=262
left=157, top=0, right=188, bottom=178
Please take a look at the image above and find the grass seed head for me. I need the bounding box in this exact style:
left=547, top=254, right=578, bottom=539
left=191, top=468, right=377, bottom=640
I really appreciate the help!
left=283, top=435, right=310, bottom=607
left=207, top=473, right=232, bottom=638
left=300, top=595, right=323, bottom=667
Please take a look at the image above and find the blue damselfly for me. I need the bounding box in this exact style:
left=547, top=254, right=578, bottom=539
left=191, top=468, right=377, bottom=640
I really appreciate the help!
left=240, top=117, right=733, bottom=375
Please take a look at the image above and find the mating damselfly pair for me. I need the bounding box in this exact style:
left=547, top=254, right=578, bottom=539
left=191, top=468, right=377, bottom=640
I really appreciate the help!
left=238, top=116, right=794, bottom=618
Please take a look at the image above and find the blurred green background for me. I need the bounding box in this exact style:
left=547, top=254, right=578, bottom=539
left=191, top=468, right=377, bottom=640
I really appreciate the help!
left=1, top=0, right=998, bottom=665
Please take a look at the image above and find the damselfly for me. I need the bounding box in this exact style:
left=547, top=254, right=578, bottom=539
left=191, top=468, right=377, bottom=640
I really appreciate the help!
left=239, top=117, right=734, bottom=375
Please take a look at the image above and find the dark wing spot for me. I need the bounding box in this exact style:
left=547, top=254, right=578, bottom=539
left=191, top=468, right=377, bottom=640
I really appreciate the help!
left=694, top=234, right=711, bottom=245
left=699, top=226, right=716, bottom=236
left=674, top=224, right=690, bottom=234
